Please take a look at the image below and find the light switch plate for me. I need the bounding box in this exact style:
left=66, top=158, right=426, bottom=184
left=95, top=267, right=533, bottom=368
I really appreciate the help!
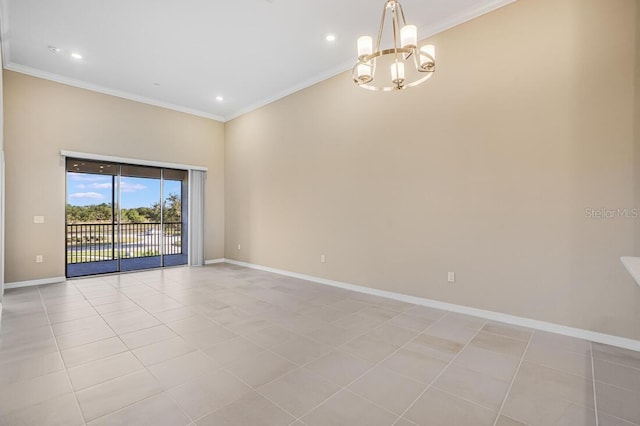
left=34, top=216, right=45, bottom=224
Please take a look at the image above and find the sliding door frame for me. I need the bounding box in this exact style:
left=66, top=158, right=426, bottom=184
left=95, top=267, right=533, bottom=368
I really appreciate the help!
left=63, top=151, right=207, bottom=276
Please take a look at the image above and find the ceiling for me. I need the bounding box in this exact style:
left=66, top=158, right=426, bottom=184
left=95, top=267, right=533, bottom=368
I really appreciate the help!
left=1, top=0, right=515, bottom=122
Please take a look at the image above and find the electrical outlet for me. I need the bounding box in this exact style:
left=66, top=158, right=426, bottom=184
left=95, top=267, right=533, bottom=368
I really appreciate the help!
left=36, top=255, right=44, bottom=263
left=447, top=272, right=455, bottom=283
left=320, top=254, right=326, bottom=263
left=34, top=216, right=45, bottom=224
left=237, top=244, right=241, bottom=250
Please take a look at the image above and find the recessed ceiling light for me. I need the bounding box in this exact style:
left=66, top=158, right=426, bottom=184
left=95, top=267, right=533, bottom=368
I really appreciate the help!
left=71, top=52, right=83, bottom=60
left=48, top=46, right=60, bottom=53
left=325, top=34, right=336, bottom=42
left=216, top=96, right=224, bottom=102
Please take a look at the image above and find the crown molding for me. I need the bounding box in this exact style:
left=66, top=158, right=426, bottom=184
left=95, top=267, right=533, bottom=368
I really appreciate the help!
left=3, top=63, right=226, bottom=122
left=419, top=0, right=519, bottom=37
left=224, top=63, right=351, bottom=122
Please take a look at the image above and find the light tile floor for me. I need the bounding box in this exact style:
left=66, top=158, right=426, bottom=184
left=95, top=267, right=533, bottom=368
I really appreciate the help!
left=0, top=264, right=638, bottom=425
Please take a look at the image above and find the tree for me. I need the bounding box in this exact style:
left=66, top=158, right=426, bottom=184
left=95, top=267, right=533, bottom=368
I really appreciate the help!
left=66, top=203, right=113, bottom=223
left=121, top=209, right=145, bottom=223
left=66, top=193, right=181, bottom=224
left=164, top=193, right=181, bottom=222
left=149, top=192, right=181, bottom=223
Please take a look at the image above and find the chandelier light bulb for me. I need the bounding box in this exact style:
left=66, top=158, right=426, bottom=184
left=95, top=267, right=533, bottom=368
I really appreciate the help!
left=356, top=63, right=373, bottom=84
left=357, top=36, right=373, bottom=59
left=419, top=44, right=436, bottom=70
left=400, top=25, right=417, bottom=48
left=391, top=61, right=405, bottom=86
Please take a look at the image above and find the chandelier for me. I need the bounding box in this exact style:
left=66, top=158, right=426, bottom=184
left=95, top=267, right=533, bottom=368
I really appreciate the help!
left=353, top=0, right=435, bottom=91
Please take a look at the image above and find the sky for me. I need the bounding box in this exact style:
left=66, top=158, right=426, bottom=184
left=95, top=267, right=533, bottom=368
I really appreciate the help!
left=67, top=172, right=182, bottom=209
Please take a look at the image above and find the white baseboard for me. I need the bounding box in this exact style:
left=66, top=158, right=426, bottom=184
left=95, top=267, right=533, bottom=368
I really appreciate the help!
left=221, top=258, right=640, bottom=352
left=4, top=276, right=66, bottom=290
left=7, top=262, right=639, bottom=351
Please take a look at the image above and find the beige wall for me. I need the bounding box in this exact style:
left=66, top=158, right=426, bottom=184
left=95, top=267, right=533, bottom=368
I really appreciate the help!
left=3, top=71, right=225, bottom=283
left=636, top=0, right=640, bottom=255
left=225, top=0, right=640, bottom=339
left=0, top=41, right=4, bottom=302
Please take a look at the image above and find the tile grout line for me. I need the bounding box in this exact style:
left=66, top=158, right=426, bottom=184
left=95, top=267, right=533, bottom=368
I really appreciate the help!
left=193, top=300, right=435, bottom=424
left=212, top=363, right=305, bottom=423
left=391, top=319, right=489, bottom=426
left=300, top=313, right=444, bottom=423
left=69, top=277, right=196, bottom=425
left=285, top=311, right=456, bottom=424
left=73, top=272, right=195, bottom=424
left=98, top=279, right=199, bottom=425
left=187, top=292, right=492, bottom=424
left=186, top=302, right=373, bottom=423
left=166, top=321, right=308, bottom=423
left=431, top=386, right=511, bottom=416
left=36, top=284, right=88, bottom=426
left=589, top=355, right=640, bottom=373
left=86, top=392, right=179, bottom=424
left=68, top=278, right=152, bottom=423
left=136, top=277, right=314, bottom=424
left=590, top=341, right=599, bottom=426
left=278, top=310, right=448, bottom=425
left=490, top=328, right=533, bottom=426
left=521, top=354, right=599, bottom=381
left=486, top=333, right=614, bottom=425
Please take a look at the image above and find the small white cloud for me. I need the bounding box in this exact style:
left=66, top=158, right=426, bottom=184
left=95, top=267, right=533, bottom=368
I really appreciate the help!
left=69, top=192, right=104, bottom=199
left=120, top=182, right=147, bottom=193
left=90, top=182, right=112, bottom=189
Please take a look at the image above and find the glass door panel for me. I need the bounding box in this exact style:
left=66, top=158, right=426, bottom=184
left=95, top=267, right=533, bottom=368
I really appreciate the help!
left=66, top=159, right=118, bottom=277
left=119, top=165, right=162, bottom=272
left=162, top=169, right=188, bottom=267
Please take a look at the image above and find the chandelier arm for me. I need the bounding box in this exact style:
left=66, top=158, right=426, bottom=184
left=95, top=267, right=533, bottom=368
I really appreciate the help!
left=391, top=4, right=398, bottom=54
left=412, top=47, right=419, bottom=69
left=376, top=2, right=392, bottom=52
left=397, top=1, right=408, bottom=26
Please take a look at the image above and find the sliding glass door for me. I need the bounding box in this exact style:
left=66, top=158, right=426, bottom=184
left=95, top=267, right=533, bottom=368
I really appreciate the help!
left=65, top=158, right=188, bottom=278
left=162, top=169, right=189, bottom=267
